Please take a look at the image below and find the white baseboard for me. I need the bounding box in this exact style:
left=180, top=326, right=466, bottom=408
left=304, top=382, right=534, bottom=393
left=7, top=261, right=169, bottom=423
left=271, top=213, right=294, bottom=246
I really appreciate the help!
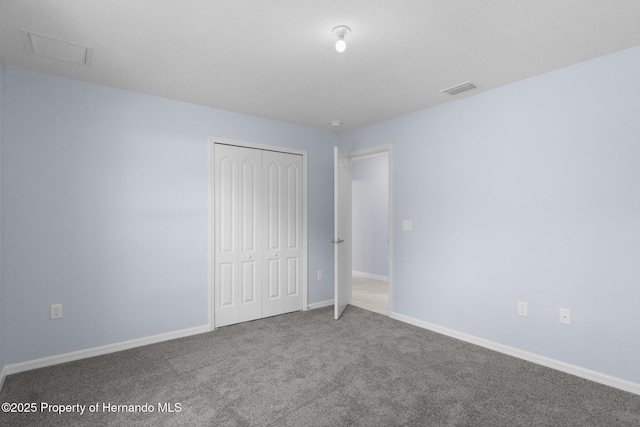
left=3, top=324, right=211, bottom=381
left=390, top=312, right=640, bottom=396
left=8, top=311, right=637, bottom=397
left=352, top=270, right=389, bottom=282
left=308, top=299, right=333, bottom=310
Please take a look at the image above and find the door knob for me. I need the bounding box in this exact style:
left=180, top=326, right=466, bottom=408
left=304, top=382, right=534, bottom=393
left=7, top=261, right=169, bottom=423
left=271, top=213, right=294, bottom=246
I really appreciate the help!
left=247, top=255, right=252, bottom=259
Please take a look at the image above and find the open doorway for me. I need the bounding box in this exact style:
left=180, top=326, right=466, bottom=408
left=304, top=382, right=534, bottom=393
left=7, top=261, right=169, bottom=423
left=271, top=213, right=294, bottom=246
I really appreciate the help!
left=349, top=148, right=391, bottom=316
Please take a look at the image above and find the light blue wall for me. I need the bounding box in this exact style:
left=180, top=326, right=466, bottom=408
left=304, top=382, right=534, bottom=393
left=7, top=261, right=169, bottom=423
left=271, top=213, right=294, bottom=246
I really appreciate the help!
left=0, top=57, right=5, bottom=374
left=351, top=154, right=388, bottom=277
left=6, top=44, right=640, bottom=387
left=3, top=68, right=336, bottom=364
left=340, top=45, right=640, bottom=384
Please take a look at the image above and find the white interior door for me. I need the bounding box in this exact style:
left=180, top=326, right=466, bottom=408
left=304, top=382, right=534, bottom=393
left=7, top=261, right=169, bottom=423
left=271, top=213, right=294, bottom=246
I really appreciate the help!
left=281, top=153, right=304, bottom=313
left=263, top=150, right=284, bottom=317
left=334, top=146, right=352, bottom=319
left=238, top=147, right=263, bottom=323
left=214, top=145, right=263, bottom=327
left=262, top=151, right=303, bottom=318
left=214, top=144, right=240, bottom=327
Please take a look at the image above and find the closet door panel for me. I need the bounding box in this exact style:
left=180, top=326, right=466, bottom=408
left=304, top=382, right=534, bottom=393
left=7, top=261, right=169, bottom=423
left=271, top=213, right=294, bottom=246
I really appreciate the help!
left=238, top=148, right=262, bottom=322
left=285, top=162, right=300, bottom=250
left=282, top=153, right=303, bottom=312
left=214, top=144, right=240, bottom=327
left=262, top=151, right=284, bottom=317
left=215, top=144, right=303, bottom=326
left=266, top=159, right=282, bottom=252
left=286, top=257, right=299, bottom=296
left=262, top=152, right=303, bottom=316
left=219, top=262, right=235, bottom=307
left=267, top=259, right=281, bottom=299
left=219, top=157, right=236, bottom=254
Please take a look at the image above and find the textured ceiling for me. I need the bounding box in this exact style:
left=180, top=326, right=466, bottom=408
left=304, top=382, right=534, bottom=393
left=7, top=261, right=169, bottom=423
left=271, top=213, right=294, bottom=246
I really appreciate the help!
left=2, top=1, right=640, bottom=133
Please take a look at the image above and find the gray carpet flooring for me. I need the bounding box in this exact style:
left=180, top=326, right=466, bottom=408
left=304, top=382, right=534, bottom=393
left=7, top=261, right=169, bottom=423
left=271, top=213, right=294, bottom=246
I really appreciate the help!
left=1, top=305, right=639, bottom=426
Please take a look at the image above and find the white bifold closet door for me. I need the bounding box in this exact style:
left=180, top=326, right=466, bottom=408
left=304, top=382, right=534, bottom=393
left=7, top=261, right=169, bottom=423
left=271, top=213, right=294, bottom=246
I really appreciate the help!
left=262, top=150, right=303, bottom=318
left=214, top=144, right=303, bottom=327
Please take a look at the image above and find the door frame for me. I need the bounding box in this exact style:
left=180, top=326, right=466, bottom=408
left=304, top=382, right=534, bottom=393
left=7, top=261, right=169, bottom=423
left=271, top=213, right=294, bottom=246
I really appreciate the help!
left=208, top=136, right=309, bottom=330
left=346, top=144, right=394, bottom=316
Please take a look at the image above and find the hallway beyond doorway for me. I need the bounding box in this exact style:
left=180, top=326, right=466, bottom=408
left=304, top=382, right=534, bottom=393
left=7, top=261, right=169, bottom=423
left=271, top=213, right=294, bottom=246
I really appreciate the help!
left=351, top=275, right=389, bottom=316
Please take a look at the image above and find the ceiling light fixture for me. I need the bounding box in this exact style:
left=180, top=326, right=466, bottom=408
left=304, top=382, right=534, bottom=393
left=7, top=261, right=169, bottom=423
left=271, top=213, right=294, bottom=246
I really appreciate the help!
left=332, top=25, right=351, bottom=53
left=331, top=120, right=342, bottom=127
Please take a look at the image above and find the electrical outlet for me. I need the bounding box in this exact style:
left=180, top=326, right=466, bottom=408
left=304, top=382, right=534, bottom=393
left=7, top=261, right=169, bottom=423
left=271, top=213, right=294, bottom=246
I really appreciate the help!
left=517, top=301, right=528, bottom=317
left=559, top=308, right=571, bottom=325
left=317, top=270, right=323, bottom=280
left=51, top=304, right=63, bottom=320
left=402, top=220, right=412, bottom=231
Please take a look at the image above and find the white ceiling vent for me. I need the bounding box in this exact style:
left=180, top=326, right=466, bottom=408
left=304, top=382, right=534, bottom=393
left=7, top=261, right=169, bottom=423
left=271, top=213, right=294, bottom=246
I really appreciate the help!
left=441, top=81, right=477, bottom=96
left=20, top=29, right=93, bottom=66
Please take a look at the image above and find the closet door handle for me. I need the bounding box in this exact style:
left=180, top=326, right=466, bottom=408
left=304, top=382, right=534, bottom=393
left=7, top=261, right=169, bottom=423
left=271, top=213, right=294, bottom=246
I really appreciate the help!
left=273, top=253, right=278, bottom=257
left=247, top=255, right=252, bottom=259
